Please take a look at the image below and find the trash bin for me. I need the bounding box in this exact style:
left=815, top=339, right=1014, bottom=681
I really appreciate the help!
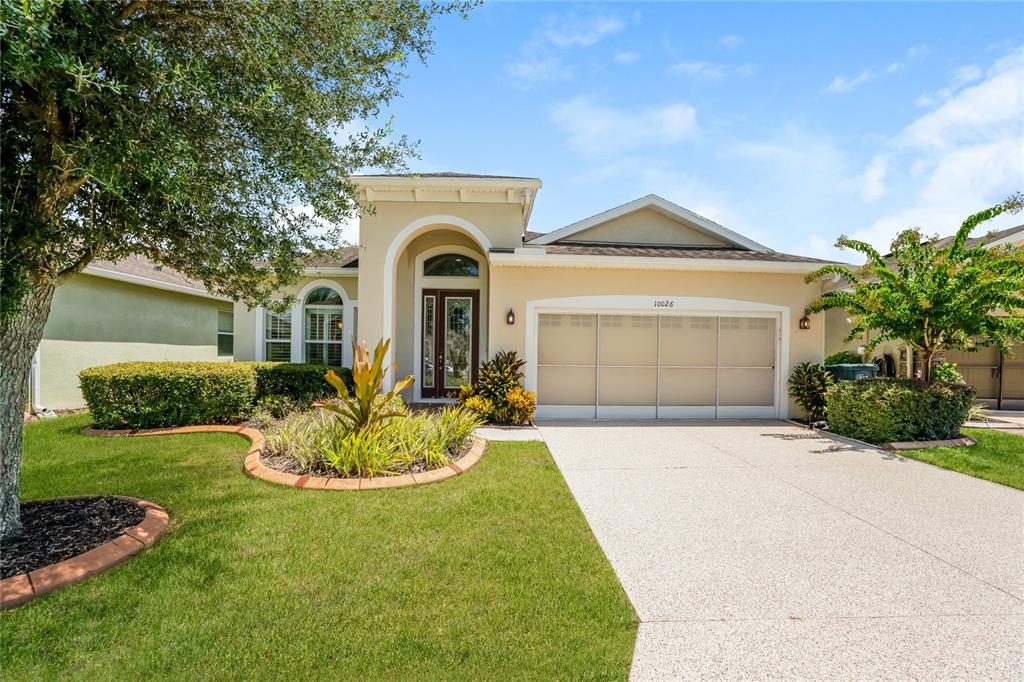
left=825, top=363, right=879, bottom=381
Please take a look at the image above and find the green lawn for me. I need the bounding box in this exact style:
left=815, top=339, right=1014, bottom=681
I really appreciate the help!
left=900, top=428, right=1024, bottom=491
left=2, top=414, right=636, bottom=680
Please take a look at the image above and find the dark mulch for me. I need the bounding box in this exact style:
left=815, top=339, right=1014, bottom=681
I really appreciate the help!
left=1, top=497, right=145, bottom=579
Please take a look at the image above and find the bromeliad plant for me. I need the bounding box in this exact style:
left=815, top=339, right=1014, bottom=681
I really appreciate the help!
left=316, top=338, right=414, bottom=433
left=804, top=195, right=1024, bottom=383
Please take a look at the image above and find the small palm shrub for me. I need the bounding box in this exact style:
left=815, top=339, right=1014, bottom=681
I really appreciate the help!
left=931, top=361, right=964, bottom=384
left=316, top=338, right=413, bottom=433
left=788, top=362, right=833, bottom=422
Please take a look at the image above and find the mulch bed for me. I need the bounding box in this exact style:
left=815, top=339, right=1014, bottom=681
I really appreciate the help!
left=1, top=497, right=145, bottom=579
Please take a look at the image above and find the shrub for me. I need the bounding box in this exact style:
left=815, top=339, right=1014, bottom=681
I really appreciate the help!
left=931, top=361, right=963, bottom=384
left=254, top=363, right=353, bottom=405
left=478, top=350, right=525, bottom=423
left=462, top=395, right=494, bottom=421
left=80, top=362, right=257, bottom=429
left=505, top=386, right=537, bottom=425
left=788, top=362, right=833, bottom=422
left=824, top=350, right=862, bottom=365
left=825, top=379, right=975, bottom=444
left=316, top=338, right=413, bottom=433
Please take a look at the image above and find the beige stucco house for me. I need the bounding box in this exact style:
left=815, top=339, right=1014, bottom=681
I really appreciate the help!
left=32, top=256, right=234, bottom=410
left=824, top=223, right=1024, bottom=410
left=233, top=173, right=839, bottom=419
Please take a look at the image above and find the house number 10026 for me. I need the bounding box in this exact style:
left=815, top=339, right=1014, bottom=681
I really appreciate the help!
left=653, top=300, right=674, bottom=308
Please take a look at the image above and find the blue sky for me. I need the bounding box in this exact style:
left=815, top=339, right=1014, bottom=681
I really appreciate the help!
left=351, top=2, right=1023, bottom=262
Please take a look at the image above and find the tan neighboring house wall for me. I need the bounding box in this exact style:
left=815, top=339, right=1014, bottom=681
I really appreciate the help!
left=34, top=270, right=232, bottom=410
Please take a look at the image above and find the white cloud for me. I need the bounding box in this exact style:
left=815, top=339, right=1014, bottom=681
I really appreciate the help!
left=826, top=69, right=875, bottom=93
left=505, top=56, right=572, bottom=86
left=549, top=98, right=698, bottom=157
left=848, top=47, right=1024, bottom=250
left=858, top=155, right=889, bottom=202
left=541, top=14, right=625, bottom=48
left=671, top=61, right=728, bottom=80
left=670, top=61, right=756, bottom=80
left=827, top=45, right=928, bottom=93
left=614, top=51, right=640, bottom=65
left=505, top=12, right=626, bottom=88
left=915, top=63, right=985, bottom=108
left=719, top=34, right=743, bottom=49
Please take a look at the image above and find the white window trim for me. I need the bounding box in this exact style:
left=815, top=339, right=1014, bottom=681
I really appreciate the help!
left=293, top=280, right=353, bottom=367
left=412, top=244, right=487, bottom=402
left=525, top=295, right=790, bottom=420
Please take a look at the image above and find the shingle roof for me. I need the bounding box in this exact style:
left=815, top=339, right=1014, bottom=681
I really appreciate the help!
left=929, top=224, right=1023, bottom=250
left=87, top=255, right=211, bottom=294
left=299, top=247, right=359, bottom=268
left=537, top=243, right=841, bottom=264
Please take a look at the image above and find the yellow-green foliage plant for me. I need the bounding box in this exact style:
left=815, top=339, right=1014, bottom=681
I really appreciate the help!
left=505, top=386, right=537, bottom=425
left=316, top=338, right=414, bottom=433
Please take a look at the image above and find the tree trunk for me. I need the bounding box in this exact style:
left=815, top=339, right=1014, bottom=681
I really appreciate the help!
left=921, top=348, right=936, bottom=383
left=0, top=282, right=57, bottom=538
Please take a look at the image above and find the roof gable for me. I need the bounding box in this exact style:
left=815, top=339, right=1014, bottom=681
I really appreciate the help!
left=530, top=194, right=768, bottom=251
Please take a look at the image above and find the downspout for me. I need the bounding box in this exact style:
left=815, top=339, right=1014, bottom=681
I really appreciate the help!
left=29, top=347, right=44, bottom=414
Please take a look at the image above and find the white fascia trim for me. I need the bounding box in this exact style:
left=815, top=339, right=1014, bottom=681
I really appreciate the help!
left=353, top=176, right=543, bottom=192
left=303, top=267, right=358, bottom=277
left=489, top=251, right=825, bottom=274
left=530, top=194, right=769, bottom=252
left=83, top=266, right=232, bottom=301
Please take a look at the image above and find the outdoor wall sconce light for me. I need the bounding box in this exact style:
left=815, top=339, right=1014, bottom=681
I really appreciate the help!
left=799, top=315, right=811, bottom=330
left=506, top=308, right=515, bottom=325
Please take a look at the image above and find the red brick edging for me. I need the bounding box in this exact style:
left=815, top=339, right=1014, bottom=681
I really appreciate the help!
left=81, top=425, right=487, bottom=490
left=0, top=496, right=168, bottom=610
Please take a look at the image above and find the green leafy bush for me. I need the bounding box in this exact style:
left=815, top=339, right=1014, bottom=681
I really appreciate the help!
left=80, top=362, right=257, bottom=429
left=824, top=350, right=862, bottom=365
left=254, top=363, right=353, bottom=405
left=825, top=379, right=975, bottom=444
left=788, top=362, right=833, bottom=422
left=931, top=361, right=964, bottom=384
left=459, top=350, right=536, bottom=424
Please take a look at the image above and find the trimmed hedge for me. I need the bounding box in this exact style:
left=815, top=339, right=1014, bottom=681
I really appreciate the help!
left=80, top=362, right=257, bottom=429
left=254, top=363, right=353, bottom=404
left=825, top=379, right=975, bottom=445
left=80, top=361, right=353, bottom=429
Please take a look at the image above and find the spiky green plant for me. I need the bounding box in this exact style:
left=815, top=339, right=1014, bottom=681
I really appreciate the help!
left=316, top=338, right=414, bottom=433
left=477, top=350, right=526, bottom=423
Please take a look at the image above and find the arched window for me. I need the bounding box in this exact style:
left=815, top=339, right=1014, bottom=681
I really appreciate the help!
left=423, top=253, right=479, bottom=277
left=304, top=287, right=344, bottom=366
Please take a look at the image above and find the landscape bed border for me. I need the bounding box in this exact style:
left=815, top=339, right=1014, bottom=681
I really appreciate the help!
left=0, top=496, right=168, bottom=610
left=81, top=424, right=487, bottom=490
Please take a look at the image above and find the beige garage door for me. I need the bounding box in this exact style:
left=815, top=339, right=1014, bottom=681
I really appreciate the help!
left=536, top=312, right=778, bottom=419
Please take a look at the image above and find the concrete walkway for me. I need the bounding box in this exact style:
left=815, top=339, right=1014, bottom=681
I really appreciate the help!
left=537, top=420, right=1024, bottom=681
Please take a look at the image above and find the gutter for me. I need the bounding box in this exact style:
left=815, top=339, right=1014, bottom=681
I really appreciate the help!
left=489, top=251, right=830, bottom=275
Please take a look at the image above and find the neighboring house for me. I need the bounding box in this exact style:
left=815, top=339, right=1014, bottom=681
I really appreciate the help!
left=30, top=256, right=234, bottom=411
left=233, top=173, right=839, bottom=419
left=824, top=224, right=1024, bottom=410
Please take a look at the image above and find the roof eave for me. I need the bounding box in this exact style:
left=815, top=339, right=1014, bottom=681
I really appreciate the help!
left=489, top=251, right=830, bottom=274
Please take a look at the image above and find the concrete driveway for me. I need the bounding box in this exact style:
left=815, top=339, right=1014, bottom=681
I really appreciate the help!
left=537, top=420, right=1024, bottom=681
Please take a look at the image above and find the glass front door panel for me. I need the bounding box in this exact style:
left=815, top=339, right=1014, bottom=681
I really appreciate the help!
left=444, top=297, right=472, bottom=389
left=422, top=296, right=436, bottom=389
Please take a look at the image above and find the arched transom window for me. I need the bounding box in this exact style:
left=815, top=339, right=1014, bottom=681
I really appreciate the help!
left=303, top=286, right=343, bottom=366
left=423, top=253, right=479, bottom=277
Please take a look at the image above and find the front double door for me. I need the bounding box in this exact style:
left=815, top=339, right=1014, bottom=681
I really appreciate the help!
left=421, top=289, right=480, bottom=398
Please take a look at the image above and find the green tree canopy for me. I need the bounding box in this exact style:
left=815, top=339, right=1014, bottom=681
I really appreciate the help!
left=0, top=0, right=472, bottom=537
left=804, top=195, right=1024, bottom=382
